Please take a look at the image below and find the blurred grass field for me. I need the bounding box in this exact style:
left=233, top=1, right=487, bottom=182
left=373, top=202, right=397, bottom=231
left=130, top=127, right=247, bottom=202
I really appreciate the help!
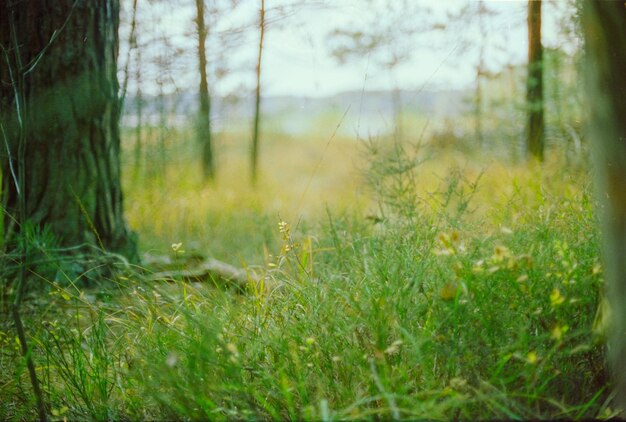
left=122, top=122, right=589, bottom=268
left=123, top=126, right=369, bottom=263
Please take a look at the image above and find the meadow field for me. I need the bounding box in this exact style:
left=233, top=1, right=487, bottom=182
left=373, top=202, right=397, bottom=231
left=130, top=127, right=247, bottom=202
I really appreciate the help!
left=0, top=118, right=614, bottom=419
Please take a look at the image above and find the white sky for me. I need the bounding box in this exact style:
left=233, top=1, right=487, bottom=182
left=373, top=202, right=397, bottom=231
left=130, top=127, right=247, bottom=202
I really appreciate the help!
left=121, top=0, right=578, bottom=98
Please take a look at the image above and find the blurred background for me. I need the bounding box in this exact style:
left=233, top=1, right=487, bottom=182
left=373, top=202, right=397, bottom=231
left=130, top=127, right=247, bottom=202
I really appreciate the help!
left=117, top=0, right=583, bottom=263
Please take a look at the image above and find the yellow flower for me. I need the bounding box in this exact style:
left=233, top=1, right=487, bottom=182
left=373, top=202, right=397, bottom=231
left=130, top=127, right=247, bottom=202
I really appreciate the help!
left=550, top=288, right=565, bottom=307
left=226, top=342, right=239, bottom=358
left=279, top=221, right=291, bottom=242
left=550, top=324, right=569, bottom=341
left=493, top=245, right=509, bottom=262
left=51, top=406, right=69, bottom=417
left=592, top=263, right=602, bottom=275
left=437, top=232, right=450, bottom=244
left=439, top=281, right=458, bottom=301
left=434, top=231, right=463, bottom=256
left=527, top=351, right=538, bottom=364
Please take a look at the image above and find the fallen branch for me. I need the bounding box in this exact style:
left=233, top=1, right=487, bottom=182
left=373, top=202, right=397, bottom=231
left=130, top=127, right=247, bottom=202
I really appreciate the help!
left=143, top=253, right=263, bottom=292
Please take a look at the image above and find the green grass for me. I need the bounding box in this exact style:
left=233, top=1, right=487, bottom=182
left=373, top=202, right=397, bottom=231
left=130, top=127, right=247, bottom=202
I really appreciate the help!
left=0, top=128, right=616, bottom=420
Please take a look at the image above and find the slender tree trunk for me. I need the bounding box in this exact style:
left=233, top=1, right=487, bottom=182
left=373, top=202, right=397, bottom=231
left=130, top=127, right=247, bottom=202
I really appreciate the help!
left=195, top=0, right=214, bottom=180
left=251, top=0, right=265, bottom=186
left=391, top=82, right=403, bottom=142
left=526, top=0, right=544, bottom=161
left=550, top=50, right=563, bottom=136
left=475, top=54, right=484, bottom=147
left=127, top=0, right=143, bottom=180
left=506, top=64, right=520, bottom=162
left=475, top=1, right=486, bottom=147
left=0, top=0, right=137, bottom=259
left=119, top=0, right=138, bottom=111
left=583, top=1, right=626, bottom=413
left=157, top=80, right=167, bottom=180
left=134, top=48, right=143, bottom=179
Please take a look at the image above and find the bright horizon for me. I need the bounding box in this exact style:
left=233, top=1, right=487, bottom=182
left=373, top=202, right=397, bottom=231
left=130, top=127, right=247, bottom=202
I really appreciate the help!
left=120, top=0, right=578, bottom=99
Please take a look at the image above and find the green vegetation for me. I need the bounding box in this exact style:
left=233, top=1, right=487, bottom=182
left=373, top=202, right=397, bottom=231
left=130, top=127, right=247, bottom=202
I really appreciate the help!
left=0, top=127, right=613, bottom=419
left=2, top=1, right=620, bottom=419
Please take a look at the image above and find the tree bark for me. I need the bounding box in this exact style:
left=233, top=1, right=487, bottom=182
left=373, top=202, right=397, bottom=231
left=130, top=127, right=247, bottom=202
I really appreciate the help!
left=526, top=0, right=544, bottom=161
left=0, top=0, right=137, bottom=260
left=583, top=1, right=626, bottom=412
left=195, top=0, right=214, bottom=180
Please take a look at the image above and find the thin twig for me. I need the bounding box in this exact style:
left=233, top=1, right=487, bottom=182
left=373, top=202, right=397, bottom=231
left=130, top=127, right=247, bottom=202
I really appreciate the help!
left=23, top=0, right=81, bottom=76
left=119, top=0, right=139, bottom=112
left=0, top=123, right=20, bottom=196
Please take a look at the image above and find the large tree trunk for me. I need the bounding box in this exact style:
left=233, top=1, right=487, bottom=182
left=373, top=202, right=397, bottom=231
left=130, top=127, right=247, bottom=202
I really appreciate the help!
left=0, top=0, right=137, bottom=260
left=526, top=0, right=544, bottom=161
left=583, top=1, right=626, bottom=412
left=195, top=0, right=214, bottom=180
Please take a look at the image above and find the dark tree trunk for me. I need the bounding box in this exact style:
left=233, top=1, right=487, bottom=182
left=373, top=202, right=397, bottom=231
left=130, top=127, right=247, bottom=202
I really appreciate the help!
left=583, top=1, right=626, bottom=412
left=0, top=0, right=137, bottom=260
left=195, top=0, right=214, bottom=180
left=526, top=0, right=544, bottom=161
left=251, top=0, right=265, bottom=186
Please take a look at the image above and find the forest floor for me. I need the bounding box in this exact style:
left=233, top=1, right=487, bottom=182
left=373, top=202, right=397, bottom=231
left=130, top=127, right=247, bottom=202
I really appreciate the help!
left=0, top=129, right=617, bottom=420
